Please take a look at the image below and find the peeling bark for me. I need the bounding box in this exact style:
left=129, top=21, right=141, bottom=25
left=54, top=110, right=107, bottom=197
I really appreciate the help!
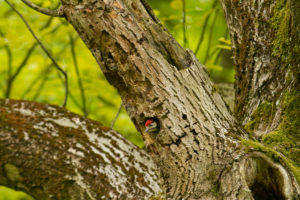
left=0, top=99, right=161, bottom=199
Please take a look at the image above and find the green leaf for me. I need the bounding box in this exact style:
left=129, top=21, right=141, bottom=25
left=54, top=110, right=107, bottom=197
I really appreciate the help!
left=216, top=45, right=231, bottom=50
left=218, top=37, right=231, bottom=45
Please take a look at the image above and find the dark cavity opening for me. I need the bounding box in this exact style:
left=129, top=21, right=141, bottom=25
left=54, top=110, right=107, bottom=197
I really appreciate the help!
left=246, top=157, right=286, bottom=200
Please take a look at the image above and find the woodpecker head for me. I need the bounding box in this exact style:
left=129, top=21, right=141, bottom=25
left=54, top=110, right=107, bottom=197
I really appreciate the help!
left=145, top=119, right=160, bottom=133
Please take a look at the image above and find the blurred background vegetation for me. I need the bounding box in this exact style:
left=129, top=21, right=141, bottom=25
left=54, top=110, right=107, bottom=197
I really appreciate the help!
left=0, top=0, right=233, bottom=198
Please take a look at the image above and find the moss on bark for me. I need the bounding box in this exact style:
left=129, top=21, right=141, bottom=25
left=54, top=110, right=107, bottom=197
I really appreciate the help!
left=244, top=101, right=273, bottom=133
left=243, top=90, right=300, bottom=185
left=270, top=0, right=291, bottom=59
left=241, top=139, right=300, bottom=184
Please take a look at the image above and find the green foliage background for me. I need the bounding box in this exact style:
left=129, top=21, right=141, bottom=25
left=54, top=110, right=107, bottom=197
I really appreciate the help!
left=0, top=0, right=233, bottom=198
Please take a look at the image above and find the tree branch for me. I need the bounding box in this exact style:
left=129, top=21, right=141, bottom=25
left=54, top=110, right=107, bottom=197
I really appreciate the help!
left=5, top=44, right=37, bottom=98
left=0, top=99, right=162, bottom=199
left=70, top=35, right=88, bottom=117
left=4, top=15, right=61, bottom=99
left=111, top=102, right=123, bottom=128
left=21, top=0, right=63, bottom=17
left=21, top=34, right=69, bottom=100
left=194, top=0, right=218, bottom=55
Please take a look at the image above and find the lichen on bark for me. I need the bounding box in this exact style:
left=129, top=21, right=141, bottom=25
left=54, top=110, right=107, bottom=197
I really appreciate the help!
left=0, top=99, right=162, bottom=199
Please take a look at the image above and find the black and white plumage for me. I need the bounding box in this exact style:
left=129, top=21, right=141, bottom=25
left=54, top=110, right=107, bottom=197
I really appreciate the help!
left=145, top=119, right=160, bottom=133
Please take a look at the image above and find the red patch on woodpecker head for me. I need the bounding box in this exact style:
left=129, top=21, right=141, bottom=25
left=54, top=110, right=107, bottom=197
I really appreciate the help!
left=145, top=119, right=153, bottom=127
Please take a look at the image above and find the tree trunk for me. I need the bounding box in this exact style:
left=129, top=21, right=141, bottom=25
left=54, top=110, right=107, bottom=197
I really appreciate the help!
left=220, top=0, right=300, bottom=138
left=1, top=0, right=299, bottom=199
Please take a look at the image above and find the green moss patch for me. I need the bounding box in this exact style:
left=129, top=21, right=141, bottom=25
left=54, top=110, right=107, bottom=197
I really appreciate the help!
left=280, top=90, right=300, bottom=140
left=244, top=101, right=273, bottom=133
left=270, top=0, right=291, bottom=59
left=4, top=164, right=22, bottom=183
left=270, top=0, right=300, bottom=69
left=211, top=184, right=220, bottom=196
left=243, top=89, right=300, bottom=184
left=149, top=192, right=165, bottom=200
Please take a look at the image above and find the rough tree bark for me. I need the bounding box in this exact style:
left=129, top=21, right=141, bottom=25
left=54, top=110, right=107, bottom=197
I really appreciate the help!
left=0, top=0, right=299, bottom=199
left=220, top=0, right=300, bottom=138
left=0, top=99, right=161, bottom=199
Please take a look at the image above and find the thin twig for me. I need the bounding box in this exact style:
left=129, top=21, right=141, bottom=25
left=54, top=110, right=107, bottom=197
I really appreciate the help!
left=182, top=0, right=187, bottom=48
left=22, top=37, right=75, bottom=100
left=5, top=43, right=37, bottom=98
left=97, top=95, right=116, bottom=107
left=194, top=14, right=209, bottom=55
left=4, top=14, right=54, bottom=98
left=4, top=45, right=12, bottom=98
left=213, top=49, right=222, bottom=65
left=21, top=31, right=64, bottom=99
left=7, top=17, right=54, bottom=96
left=54, top=68, right=82, bottom=109
left=70, top=35, right=88, bottom=117
left=68, top=90, right=82, bottom=109
left=4, top=45, right=12, bottom=78
left=31, top=73, right=49, bottom=101
left=39, top=17, right=53, bottom=31
left=111, top=102, right=123, bottom=128
left=194, top=0, right=218, bottom=55
left=21, top=0, right=63, bottom=17
left=203, top=10, right=218, bottom=64
left=5, top=0, right=68, bottom=107
left=31, top=68, right=80, bottom=110
left=21, top=66, right=49, bottom=99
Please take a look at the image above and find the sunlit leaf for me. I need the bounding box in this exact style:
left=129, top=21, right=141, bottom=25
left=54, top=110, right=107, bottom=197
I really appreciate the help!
left=218, top=37, right=231, bottom=45
left=206, top=64, right=223, bottom=71
left=216, top=45, right=231, bottom=50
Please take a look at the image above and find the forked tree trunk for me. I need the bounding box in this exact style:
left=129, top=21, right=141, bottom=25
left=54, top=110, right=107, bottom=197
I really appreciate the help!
left=59, top=0, right=299, bottom=199
left=0, top=0, right=299, bottom=199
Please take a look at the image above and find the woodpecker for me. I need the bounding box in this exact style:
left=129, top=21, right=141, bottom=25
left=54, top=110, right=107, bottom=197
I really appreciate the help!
left=145, top=119, right=160, bottom=133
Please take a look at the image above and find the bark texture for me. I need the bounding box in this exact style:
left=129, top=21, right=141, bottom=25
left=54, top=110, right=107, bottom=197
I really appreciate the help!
left=220, top=0, right=300, bottom=138
left=0, top=99, right=161, bottom=200
left=220, top=1, right=300, bottom=191
left=57, top=0, right=299, bottom=199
